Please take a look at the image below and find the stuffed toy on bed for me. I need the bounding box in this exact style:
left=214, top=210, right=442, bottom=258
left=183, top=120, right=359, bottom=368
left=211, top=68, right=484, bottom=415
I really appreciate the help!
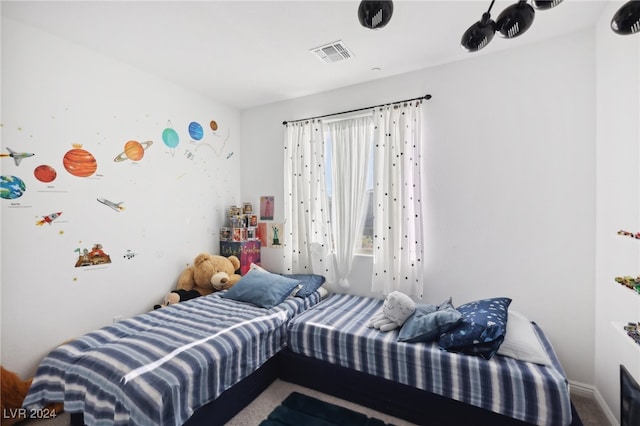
left=155, top=253, right=241, bottom=309
left=368, top=291, right=416, bottom=331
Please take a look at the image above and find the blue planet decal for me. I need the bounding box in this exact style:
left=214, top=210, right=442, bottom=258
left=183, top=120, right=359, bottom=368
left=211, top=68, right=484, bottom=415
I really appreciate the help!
left=162, top=128, right=179, bottom=148
left=1, top=175, right=26, bottom=199
left=188, top=122, right=204, bottom=141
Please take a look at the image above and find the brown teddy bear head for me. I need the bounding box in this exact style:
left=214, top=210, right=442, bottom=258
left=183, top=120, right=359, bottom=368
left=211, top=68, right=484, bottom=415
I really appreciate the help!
left=192, top=253, right=241, bottom=291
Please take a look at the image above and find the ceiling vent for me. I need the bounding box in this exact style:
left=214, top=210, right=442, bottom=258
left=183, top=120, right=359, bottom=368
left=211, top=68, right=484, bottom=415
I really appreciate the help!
left=311, top=40, right=354, bottom=64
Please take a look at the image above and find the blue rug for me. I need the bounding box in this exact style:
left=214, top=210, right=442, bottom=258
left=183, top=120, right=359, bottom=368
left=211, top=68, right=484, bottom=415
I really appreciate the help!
left=259, top=392, right=394, bottom=426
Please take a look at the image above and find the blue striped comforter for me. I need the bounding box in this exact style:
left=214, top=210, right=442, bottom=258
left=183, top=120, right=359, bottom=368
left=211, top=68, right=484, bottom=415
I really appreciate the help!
left=24, top=292, right=321, bottom=426
left=287, top=294, right=572, bottom=426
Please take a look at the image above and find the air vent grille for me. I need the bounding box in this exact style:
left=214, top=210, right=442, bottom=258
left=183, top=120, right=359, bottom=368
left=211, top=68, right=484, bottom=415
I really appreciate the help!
left=311, top=40, right=354, bottom=64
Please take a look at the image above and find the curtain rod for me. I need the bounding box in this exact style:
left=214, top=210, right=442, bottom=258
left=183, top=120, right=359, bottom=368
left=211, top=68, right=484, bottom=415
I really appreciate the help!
left=282, top=94, right=432, bottom=126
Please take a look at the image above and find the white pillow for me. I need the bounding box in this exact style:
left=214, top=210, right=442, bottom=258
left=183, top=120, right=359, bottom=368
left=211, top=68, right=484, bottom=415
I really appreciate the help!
left=249, top=262, right=268, bottom=273
left=317, top=286, right=329, bottom=299
left=497, top=310, right=551, bottom=365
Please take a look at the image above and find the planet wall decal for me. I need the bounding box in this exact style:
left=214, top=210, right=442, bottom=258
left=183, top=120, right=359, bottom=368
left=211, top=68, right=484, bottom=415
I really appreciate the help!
left=114, top=140, right=153, bottom=162
left=63, top=144, right=97, bottom=177
left=1, top=175, right=26, bottom=199
left=188, top=122, right=204, bottom=141
left=34, top=164, right=57, bottom=183
left=162, top=127, right=179, bottom=148
left=210, top=120, right=218, bottom=131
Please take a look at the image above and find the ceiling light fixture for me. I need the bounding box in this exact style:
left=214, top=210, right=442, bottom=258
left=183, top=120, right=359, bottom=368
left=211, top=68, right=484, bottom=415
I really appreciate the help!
left=358, top=1, right=394, bottom=30
left=496, top=0, right=535, bottom=39
left=462, top=0, right=562, bottom=52
left=611, top=1, right=640, bottom=35
left=461, top=0, right=497, bottom=52
left=532, top=0, right=563, bottom=11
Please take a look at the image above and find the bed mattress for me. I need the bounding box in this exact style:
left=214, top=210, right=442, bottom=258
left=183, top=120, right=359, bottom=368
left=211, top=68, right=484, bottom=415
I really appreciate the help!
left=24, top=291, right=322, bottom=426
left=286, top=293, right=572, bottom=426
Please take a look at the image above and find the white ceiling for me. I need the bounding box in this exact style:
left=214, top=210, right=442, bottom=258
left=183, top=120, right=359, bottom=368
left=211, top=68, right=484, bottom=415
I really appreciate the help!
left=2, top=0, right=611, bottom=110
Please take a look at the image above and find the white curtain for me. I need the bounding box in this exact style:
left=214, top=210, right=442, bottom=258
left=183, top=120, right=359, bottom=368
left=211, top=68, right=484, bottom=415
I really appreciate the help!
left=326, top=116, right=373, bottom=288
left=283, top=120, right=332, bottom=275
left=371, top=101, right=425, bottom=298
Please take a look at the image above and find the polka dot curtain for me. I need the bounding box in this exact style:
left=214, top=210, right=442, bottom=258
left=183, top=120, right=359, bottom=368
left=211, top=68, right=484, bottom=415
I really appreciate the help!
left=283, top=119, right=333, bottom=275
left=371, top=101, right=425, bottom=298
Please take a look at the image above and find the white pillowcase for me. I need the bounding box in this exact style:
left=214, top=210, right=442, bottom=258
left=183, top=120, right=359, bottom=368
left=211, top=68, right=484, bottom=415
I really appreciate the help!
left=249, top=262, right=268, bottom=273
left=497, top=310, right=551, bottom=365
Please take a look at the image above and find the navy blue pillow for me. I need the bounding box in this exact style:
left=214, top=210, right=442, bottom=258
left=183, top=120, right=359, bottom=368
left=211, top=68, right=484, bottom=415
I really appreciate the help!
left=221, top=269, right=300, bottom=308
left=438, top=297, right=512, bottom=360
left=283, top=273, right=325, bottom=298
left=398, top=298, right=462, bottom=343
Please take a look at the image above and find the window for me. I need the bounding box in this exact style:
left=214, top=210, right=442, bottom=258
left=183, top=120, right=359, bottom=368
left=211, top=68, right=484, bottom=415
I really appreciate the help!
left=324, top=126, right=374, bottom=254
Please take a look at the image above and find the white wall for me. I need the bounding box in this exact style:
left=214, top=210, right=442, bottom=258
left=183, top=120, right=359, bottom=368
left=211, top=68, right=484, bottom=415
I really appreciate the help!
left=594, top=2, right=640, bottom=423
left=1, top=18, right=243, bottom=377
left=241, top=30, right=597, bottom=386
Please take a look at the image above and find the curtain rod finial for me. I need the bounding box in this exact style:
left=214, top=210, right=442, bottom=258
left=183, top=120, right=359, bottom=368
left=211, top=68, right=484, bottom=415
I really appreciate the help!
left=425, top=94, right=432, bottom=100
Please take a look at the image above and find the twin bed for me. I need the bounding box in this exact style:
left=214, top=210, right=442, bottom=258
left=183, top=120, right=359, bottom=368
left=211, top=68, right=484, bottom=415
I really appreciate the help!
left=24, top=280, right=579, bottom=426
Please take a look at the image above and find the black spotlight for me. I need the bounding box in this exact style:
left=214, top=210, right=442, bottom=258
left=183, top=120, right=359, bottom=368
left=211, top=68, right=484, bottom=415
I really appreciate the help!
left=496, top=0, right=535, bottom=38
left=532, top=0, right=563, bottom=10
left=461, top=0, right=496, bottom=52
left=611, top=1, right=640, bottom=35
left=358, top=1, right=394, bottom=30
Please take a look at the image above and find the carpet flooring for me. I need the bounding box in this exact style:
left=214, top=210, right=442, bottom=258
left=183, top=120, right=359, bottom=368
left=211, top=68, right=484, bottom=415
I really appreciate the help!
left=258, top=392, right=392, bottom=426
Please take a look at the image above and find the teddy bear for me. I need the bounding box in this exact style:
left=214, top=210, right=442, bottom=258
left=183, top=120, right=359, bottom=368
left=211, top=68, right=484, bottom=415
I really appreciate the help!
left=368, top=291, right=416, bottom=331
left=155, top=253, right=241, bottom=308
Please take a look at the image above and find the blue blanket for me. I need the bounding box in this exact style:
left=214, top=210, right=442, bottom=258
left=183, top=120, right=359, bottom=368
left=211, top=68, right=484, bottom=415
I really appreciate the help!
left=24, top=292, right=321, bottom=426
left=287, top=294, right=573, bottom=426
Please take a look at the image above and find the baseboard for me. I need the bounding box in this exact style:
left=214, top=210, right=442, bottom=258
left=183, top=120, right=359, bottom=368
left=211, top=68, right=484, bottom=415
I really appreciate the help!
left=569, top=380, right=619, bottom=426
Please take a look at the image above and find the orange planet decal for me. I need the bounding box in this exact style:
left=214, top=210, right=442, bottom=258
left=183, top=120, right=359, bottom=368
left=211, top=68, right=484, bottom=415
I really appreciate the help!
left=34, top=164, right=57, bottom=183
left=114, top=140, right=153, bottom=162
left=210, top=120, right=218, bottom=131
left=63, top=144, right=97, bottom=177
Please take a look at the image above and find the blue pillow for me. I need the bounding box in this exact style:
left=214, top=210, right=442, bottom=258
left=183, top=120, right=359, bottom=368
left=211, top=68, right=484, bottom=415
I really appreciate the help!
left=398, top=299, right=463, bottom=343
left=438, top=297, right=512, bottom=360
left=221, top=269, right=300, bottom=308
left=283, top=273, right=325, bottom=298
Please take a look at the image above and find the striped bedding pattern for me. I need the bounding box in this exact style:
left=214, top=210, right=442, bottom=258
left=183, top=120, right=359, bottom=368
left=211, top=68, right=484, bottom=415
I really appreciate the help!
left=287, top=293, right=572, bottom=426
left=24, top=291, right=321, bottom=426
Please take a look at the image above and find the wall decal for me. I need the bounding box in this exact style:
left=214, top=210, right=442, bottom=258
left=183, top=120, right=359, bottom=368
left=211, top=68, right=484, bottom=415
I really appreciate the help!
left=97, top=198, right=125, bottom=212
left=74, top=243, right=111, bottom=267
left=196, top=119, right=230, bottom=157
left=162, top=120, right=180, bottom=156
left=33, top=164, right=57, bottom=183
left=188, top=122, right=204, bottom=141
left=1, top=147, right=35, bottom=166
left=113, top=140, right=153, bottom=162
left=618, top=229, right=640, bottom=240
left=0, top=175, right=26, bottom=199
left=36, top=211, right=62, bottom=226
left=123, top=250, right=137, bottom=260
left=63, top=144, right=97, bottom=177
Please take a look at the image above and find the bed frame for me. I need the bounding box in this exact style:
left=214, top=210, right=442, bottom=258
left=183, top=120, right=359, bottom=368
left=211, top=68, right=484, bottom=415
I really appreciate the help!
left=70, top=355, right=280, bottom=426
left=277, top=349, right=584, bottom=426
left=69, top=350, right=583, bottom=426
